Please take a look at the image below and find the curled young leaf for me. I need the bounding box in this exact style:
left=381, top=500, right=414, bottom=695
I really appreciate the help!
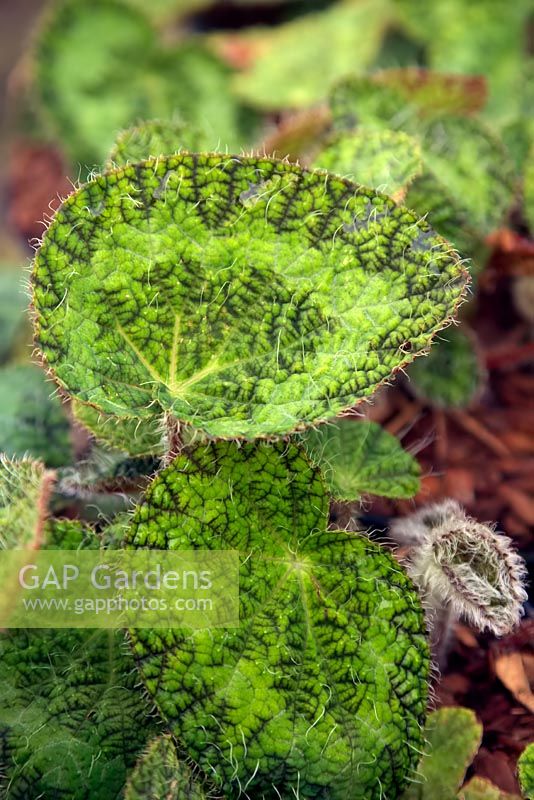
left=299, top=417, right=420, bottom=501
left=126, top=440, right=429, bottom=800
left=32, top=154, right=467, bottom=439
left=390, top=500, right=527, bottom=636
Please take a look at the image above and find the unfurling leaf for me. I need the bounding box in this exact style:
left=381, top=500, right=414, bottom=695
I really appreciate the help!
left=402, top=707, right=482, bottom=800
left=33, top=154, right=467, bottom=439
left=300, top=418, right=420, bottom=501
left=124, top=735, right=210, bottom=800
left=390, top=499, right=527, bottom=636
left=126, top=440, right=429, bottom=800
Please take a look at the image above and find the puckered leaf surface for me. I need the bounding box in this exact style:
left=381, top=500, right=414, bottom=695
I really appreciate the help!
left=127, top=440, right=429, bottom=799
left=0, top=364, right=72, bottom=467
left=0, top=518, right=157, bottom=800
left=124, top=735, right=209, bottom=800
left=402, top=707, right=482, bottom=800
left=314, top=129, right=423, bottom=198
left=300, top=418, right=420, bottom=500
left=33, top=154, right=467, bottom=439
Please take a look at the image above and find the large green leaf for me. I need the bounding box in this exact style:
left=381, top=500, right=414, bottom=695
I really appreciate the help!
left=0, top=517, right=156, bottom=800
left=0, top=364, right=72, bottom=467
left=127, top=440, right=429, bottom=800
left=35, top=0, right=251, bottom=167
left=33, top=154, right=467, bottom=439
left=300, top=418, right=420, bottom=500
left=232, top=0, right=391, bottom=110
left=519, top=743, right=534, bottom=800
left=0, top=456, right=55, bottom=549
left=402, top=707, right=482, bottom=800
left=124, top=735, right=210, bottom=800
left=314, top=129, right=423, bottom=198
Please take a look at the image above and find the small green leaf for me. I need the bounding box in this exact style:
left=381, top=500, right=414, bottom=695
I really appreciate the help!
left=125, top=735, right=210, bottom=800
left=127, top=440, right=429, bottom=799
left=0, top=456, right=55, bottom=549
left=459, top=776, right=522, bottom=800
left=33, top=154, right=467, bottom=439
left=330, top=76, right=516, bottom=242
left=300, top=418, right=420, bottom=501
left=233, top=0, right=390, bottom=110
left=393, top=0, right=533, bottom=121
left=35, top=0, right=252, bottom=166
left=331, top=70, right=488, bottom=126
left=519, top=743, right=534, bottom=800
left=407, top=326, right=484, bottom=408
left=107, top=119, right=209, bottom=168
left=0, top=270, right=29, bottom=365
left=314, top=129, right=423, bottom=198
left=402, top=707, right=482, bottom=800
left=72, top=400, right=164, bottom=457
left=0, top=364, right=72, bottom=467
